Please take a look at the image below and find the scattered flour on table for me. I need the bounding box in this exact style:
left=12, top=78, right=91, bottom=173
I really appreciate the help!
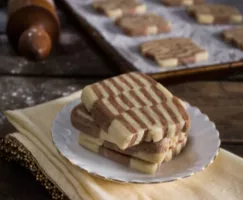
left=0, top=78, right=81, bottom=128
left=9, top=59, right=29, bottom=75
left=18, top=60, right=29, bottom=67
left=68, top=86, right=77, bottom=91
left=59, top=31, right=80, bottom=45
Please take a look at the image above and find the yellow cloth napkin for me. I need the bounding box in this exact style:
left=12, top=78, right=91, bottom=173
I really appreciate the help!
left=5, top=90, right=243, bottom=200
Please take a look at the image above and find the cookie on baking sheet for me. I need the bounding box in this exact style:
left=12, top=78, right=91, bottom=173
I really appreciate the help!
left=161, top=0, right=204, bottom=7
left=222, top=26, right=243, bottom=50
left=92, top=0, right=146, bottom=19
left=140, top=38, right=208, bottom=67
left=187, top=4, right=243, bottom=24
left=116, top=14, right=172, bottom=36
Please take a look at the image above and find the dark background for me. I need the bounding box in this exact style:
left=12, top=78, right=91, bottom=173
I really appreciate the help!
left=0, top=1, right=243, bottom=199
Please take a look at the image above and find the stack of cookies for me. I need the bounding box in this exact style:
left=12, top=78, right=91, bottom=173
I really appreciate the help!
left=71, top=72, right=190, bottom=174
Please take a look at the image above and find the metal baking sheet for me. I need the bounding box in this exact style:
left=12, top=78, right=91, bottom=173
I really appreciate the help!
left=64, top=0, right=243, bottom=74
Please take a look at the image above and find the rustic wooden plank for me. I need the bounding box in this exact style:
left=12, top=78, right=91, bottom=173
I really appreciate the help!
left=1, top=4, right=243, bottom=82
left=0, top=76, right=99, bottom=138
left=0, top=77, right=243, bottom=200
left=167, top=81, right=243, bottom=143
left=1, top=78, right=243, bottom=143
left=221, top=144, right=243, bottom=158
left=0, top=8, right=116, bottom=77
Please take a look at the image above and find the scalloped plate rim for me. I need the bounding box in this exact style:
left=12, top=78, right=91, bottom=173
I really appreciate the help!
left=51, top=99, right=221, bottom=184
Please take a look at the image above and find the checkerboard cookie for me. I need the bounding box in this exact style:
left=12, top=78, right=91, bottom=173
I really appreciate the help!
left=79, top=131, right=187, bottom=174
left=92, top=0, right=147, bottom=19
left=78, top=129, right=188, bottom=164
left=116, top=14, right=171, bottom=36
left=79, top=137, right=159, bottom=174
left=71, top=103, right=188, bottom=163
left=161, top=0, right=204, bottom=7
left=140, top=37, right=208, bottom=67
left=71, top=72, right=191, bottom=173
left=81, top=72, right=157, bottom=112
left=187, top=4, right=243, bottom=24
left=79, top=72, right=190, bottom=150
left=222, top=27, right=243, bottom=50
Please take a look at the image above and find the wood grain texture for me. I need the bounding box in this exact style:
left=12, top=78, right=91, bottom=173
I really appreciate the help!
left=0, top=79, right=243, bottom=199
left=0, top=1, right=243, bottom=199
left=221, top=144, right=243, bottom=157
left=1, top=78, right=243, bottom=143
left=0, top=8, right=116, bottom=77
left=168, top=81, right=243, bottom=142
left=0, top=76, right=98, bottom=138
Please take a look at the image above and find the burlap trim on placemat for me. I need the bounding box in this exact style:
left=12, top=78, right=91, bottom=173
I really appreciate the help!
left=0, top=136, right=69, bottom=200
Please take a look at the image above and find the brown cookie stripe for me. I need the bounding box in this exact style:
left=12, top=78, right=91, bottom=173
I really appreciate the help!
left=80, top=72, right=190, bottom=149
left=71, top=104, right=100, bottom=138
left=79, top=134, right=187, bottom=174
left=105, top=98, right=190, bottom=149
left=81, top=72, right=157, bottom=111
left=187, top=4, right=243, bottom=24
left=92, top=0, right=147, bottom=19
left=115, top=14, right=171, bottom=36
left=79, top=137, right=158, bottom=174
left=140, top=37, right=208, bottom=67
left=161, top=0, right=204, bottom=7
left=91, top=83, right=173, bottom=128
left=222, top=27, right=243, bottom=50
left=71, top=103, right=175, bottom=154
left=79, top=130, right=187, bottom=163
left=71, top=99, right=190, bottom=150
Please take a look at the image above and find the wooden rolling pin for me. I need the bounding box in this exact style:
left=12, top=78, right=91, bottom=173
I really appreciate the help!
left=7, top=0, right=60, bottom=60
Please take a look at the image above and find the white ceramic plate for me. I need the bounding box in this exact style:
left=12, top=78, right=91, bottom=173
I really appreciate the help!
left=52, top=99, right=220, bottom=184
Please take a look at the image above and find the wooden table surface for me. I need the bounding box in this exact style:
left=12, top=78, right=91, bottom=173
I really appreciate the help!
left=0, top=2, right=243, bottom=200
